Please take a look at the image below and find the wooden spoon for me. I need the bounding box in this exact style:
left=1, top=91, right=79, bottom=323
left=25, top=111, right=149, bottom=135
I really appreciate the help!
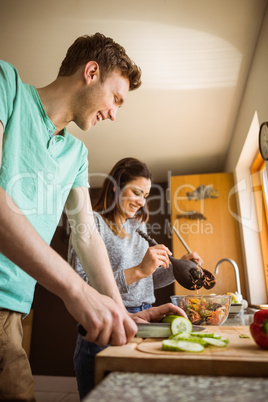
left=136, top=228, right=206, bottom=290
left=172, top=226, right=216, bottom=290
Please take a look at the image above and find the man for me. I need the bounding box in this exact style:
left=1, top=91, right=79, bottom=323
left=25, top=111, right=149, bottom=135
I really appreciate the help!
left=0, top=33, right=184, bottom=401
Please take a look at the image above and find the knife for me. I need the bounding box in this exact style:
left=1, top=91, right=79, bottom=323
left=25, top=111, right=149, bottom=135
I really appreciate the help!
left=77, top=322, right=205, bottom=338
left=136, top=322, right=205, bottom=338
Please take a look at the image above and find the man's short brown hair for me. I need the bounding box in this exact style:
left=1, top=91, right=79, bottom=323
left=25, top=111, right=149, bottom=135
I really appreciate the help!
left=58, top=33, right=142, bottom=91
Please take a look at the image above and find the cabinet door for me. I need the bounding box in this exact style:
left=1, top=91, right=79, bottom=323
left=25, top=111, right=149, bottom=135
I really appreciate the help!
left=170, top=172, right=246, bottom=296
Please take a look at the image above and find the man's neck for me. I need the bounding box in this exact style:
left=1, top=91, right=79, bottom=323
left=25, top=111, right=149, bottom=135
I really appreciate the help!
left=36, top=78, right=72, bottom=134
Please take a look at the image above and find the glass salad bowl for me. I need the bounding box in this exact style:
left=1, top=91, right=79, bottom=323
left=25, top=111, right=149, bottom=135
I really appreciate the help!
left=171, top=294, right=231, bottom=326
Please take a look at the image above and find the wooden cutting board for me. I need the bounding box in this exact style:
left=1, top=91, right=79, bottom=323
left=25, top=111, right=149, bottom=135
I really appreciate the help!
left=95, top=326, right=268, bottom=384
left=137, top=326, right=257, bottom=356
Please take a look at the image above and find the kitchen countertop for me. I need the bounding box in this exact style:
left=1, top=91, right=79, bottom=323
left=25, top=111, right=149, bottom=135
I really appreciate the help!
left=84, top=312, right=267, bottom=402
left=94, top=325, right=268, bottom=381
left=84, top=372, right=268, bottom=402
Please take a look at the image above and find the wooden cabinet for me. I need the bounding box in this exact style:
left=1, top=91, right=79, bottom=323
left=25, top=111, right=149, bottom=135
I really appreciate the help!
left=170, top=172, right=246, bottom=297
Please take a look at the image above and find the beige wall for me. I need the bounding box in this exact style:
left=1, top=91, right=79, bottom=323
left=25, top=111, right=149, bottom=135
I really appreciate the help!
left=224, top=5, right=268, bottom=305
left=225, top=5, right=268, bottom=171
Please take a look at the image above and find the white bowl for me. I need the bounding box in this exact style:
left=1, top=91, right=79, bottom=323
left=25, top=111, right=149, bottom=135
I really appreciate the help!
left=229, top=303, right=243, bottom=314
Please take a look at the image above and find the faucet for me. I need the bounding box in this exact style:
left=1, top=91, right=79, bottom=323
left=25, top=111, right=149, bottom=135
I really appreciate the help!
left=214, top=258, right=242, bottom=297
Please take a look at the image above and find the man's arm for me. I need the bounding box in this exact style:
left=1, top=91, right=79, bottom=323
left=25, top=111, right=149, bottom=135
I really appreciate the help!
left=0, top=125, right=136, bottom=345
left=65, top=186, right=125, bottom=308
left=65, top=186, right=188, bottom=325
left=0, top=121, right=3, bottom=166
left=0, top=186, right=138, bottom=345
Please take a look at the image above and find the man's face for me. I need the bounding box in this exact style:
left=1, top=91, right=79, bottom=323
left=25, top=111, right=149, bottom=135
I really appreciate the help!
left=73, top=70, right=130, bottom=132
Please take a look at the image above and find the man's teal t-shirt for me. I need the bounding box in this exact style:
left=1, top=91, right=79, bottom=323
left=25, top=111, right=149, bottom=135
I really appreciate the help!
left=0, top=60, right=89, bottom=315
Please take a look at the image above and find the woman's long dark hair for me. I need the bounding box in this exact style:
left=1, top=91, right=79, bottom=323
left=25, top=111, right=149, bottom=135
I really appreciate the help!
left=93, top=157, right=152, bottom=237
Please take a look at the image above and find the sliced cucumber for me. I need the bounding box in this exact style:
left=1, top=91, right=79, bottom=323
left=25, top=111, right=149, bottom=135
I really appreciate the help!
left=219, top=337, right=229, bottom=344
left=162, top=315, right=192, bottom=335
left=162, top=339, right=204, bottom=353
left=162, top=315, right=180, bottom=322
left=170, top=334, right=209, bottom=347
left=169, top=332, right=191, bottom=340
left=190, top=332, right=219, bottom=338
left=190, top=332, right=226, bottom=341
left=202, top=337, right=227, bottom=347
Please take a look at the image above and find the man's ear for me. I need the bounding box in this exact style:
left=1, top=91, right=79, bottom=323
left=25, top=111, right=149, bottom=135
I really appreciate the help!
left=84, top=61, right=99, bottom=84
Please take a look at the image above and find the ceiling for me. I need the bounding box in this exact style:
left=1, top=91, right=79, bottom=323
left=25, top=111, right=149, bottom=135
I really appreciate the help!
left=1, top=0, right=267, bottom=187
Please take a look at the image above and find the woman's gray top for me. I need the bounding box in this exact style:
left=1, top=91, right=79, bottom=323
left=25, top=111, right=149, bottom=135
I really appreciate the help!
left=68, top=212, right=175, bottom=307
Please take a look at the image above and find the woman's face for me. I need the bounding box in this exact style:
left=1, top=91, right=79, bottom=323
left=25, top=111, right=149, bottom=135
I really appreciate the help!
left=118, top=177, right=151, bottom=220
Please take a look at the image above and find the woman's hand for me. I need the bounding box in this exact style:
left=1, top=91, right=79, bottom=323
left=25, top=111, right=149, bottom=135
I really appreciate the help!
left=181, top=251, right=203, bottom=266
left=130, top=302, right=188, bottom=323
left=124, top=245, right=172, bottom=285
left=138, top=244, right=172, bottom=276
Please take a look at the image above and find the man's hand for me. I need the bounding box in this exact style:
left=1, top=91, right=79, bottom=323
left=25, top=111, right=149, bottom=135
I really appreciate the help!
left=63, top=280, right=138, bottom=347
left=130, top=302, right=187, bottom=324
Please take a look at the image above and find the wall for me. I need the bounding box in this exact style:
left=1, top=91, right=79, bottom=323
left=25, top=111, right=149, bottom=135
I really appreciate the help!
left=225, top=5, right=268, bottom=170
left=224, top=5, right=268, bottom=305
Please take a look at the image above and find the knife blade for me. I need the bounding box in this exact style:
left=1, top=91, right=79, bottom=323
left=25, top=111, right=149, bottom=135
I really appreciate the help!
left=136, top=322, right=205, bottom=338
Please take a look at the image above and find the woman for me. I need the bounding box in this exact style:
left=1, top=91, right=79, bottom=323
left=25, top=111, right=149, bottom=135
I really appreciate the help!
left=68, top=157, right=202, bottom=399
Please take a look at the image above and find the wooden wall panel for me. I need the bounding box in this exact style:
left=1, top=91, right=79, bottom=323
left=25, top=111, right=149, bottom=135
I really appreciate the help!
left=170, top=172, right=246, bottom=297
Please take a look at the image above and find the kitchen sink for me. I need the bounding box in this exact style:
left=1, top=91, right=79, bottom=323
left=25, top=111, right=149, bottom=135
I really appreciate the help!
left=243, top=307, right=258, bottom=315
left=223, top=307, right=258, bottom=326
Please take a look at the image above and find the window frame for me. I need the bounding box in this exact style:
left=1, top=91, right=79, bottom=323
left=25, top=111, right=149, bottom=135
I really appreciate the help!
left=251, top=152, right=268, bottom=295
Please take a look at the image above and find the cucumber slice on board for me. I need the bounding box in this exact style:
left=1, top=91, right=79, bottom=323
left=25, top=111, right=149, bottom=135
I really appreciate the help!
left=162, top=316, right=192, bottom=335
left=202, top=337, right=227, bottom=347
left=219, top=337, right=229, bottom=344
left=190, top=332, right=219, bottom=338
left=170, top=333, right=209, bottom=346
left=190, top=332, right=229, bottom=344
left=169, top=332, right=191, bottom=340
left=162, top=339, right=204, bottom=353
